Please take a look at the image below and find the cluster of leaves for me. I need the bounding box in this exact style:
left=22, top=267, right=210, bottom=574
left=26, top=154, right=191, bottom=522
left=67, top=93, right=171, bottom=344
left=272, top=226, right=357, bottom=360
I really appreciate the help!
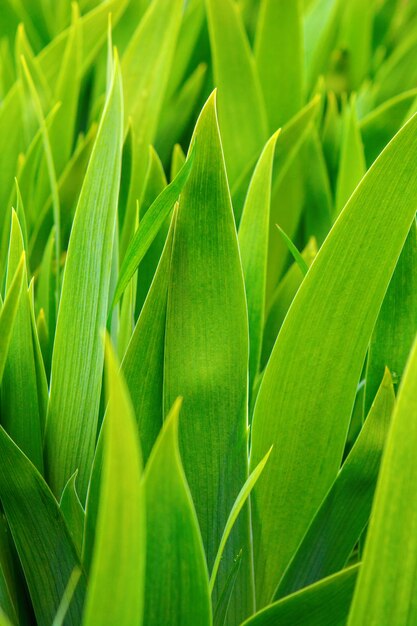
left=1, top=0, right=417, bottom=624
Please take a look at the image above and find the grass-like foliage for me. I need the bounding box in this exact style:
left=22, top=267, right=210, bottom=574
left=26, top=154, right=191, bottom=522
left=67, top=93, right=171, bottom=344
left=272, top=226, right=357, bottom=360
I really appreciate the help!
left=0, top=0, right=417, bottom=624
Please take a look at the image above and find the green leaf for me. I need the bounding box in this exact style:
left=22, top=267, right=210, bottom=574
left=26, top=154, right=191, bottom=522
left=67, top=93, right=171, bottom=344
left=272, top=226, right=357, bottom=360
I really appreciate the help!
left=134, top=145, right=167, bottom=317
left=156, top=63, right=207, bottom=165
left=254, top=0, right=303, bottom=129
left=112, top=151, right=194, bottom=309
left=304, top=0, right=343, bottom=92
left=242, top=565, right=359, bottom=626
left=335, top=98, right=366, bottom=216
left=122, top=207, right=177, bottom=463
left=45, top=53, right=123, bottom=501
left=338, top=0, right=374, bottom=89
left=164, top=92, right=252, bottom=622
left=205, top=0, right=268, bottom=187
left=360, top=88, right=417, bottom=166
left=1, top=212, right=43, bottom=472
left=213, top=552, right=242, bottom=626
left=261, top=239, right=317, bottom=370
left=120, top=0, right=182, bottom=254
left=302, top=130, right=333, bottom=245
left=275, top=369, right=394, bottom=599
left=0, top=426, right=86, bottom=625
left=170, top=144, right=186, bottom=180
left=0, top=254, right=25, bottom=382
left=347, top=335, right=417, bottom=624
left=210, top=449, right=271, bottom=594
left=52, top=568, right=82, bottom=626
left=143, top=398, right=211, bottom=626
left=365, top=221, right=417, bottom=412
left=82, top=337, right=145, bottom=626
left=275, top=225, right=309, bottom=277
left=238, top=131, right=279, bottom=394
left=60, top=473, right=85, bottom=558
left=250, top=111, right=417, bottom=607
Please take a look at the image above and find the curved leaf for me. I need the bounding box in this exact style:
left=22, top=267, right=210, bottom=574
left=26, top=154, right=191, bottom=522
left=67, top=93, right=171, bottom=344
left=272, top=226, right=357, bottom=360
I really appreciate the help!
left=250, top=111, right=417, bottom=606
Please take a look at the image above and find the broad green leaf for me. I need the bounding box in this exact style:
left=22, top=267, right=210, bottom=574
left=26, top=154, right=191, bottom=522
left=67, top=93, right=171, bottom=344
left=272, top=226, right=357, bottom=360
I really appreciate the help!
left=365, top=221, right=417, bottom=413
left=210, top=449, right=271, bottom=594
left=335, top=99, right=366, bottom=216
left=164, top=92, right=252, bottom=623
left=205, top=0, right=268, bottom=187
left=347, top=335, right=417, bottom=625
left=0, top=254, right=25, bottom=382
left=254, top=0, right=303, bottom=129
left=242, top=565, right=359, bottom=626
left=82, top=338, right=145, bottom=626
left=45, top=55, right=123, bottom=501
left=1, top=213, right=43, bottom=471
left=250, top=111, right=417, bottom=607
left=0, top=426, right=86, bottom=625
left=261, top=239, right=317, bottom=370
left=113, top=152, right=194, bottom=309
left=60, top=474, right=85, bottom=558
left=143, top=398, right=211, bottom=626
left=359, top=88, right=417, bottom=166
left=121, top=208, right=176, bottom=463
left=275, top=370, right=394, bottom=598
left=238, top=131, right=279, bottom=394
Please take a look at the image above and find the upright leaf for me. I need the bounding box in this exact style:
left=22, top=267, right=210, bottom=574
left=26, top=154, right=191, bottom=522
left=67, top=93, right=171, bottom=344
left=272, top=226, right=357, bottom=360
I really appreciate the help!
left=45, top=55, right=123, bottom=501
left=164, top=93, right=252, bottom=622
left=1, top=213, right=43, bottom=471
left=238, top=131, right=279, bottom=396
left=250, top=111, right=417, bottom=606
left=205, top=0, right=268, bottom=187
left=347, top=335, right=417, bottom=625
left=143, top=399, right=211, bottom=626
left=83, top=338, right=144, bottom=626
left=122, top=209, right=176, bottom=463
left=335, top=99, right=366, bottom=216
